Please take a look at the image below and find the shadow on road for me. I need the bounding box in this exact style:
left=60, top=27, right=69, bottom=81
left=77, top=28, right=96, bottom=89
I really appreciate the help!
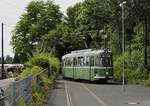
left=62, top=77, right=122, bottom=85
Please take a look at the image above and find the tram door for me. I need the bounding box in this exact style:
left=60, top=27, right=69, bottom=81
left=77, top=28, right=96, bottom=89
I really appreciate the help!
left=73, top=58, right=75, bottom=79
left=86, top=56, right=92, bottom=80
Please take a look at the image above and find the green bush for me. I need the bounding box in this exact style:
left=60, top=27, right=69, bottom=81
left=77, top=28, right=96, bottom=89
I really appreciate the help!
left=27, top=53, right=60, bottom=73
left=16, top=52, right=60, bottom=105
left=16, top=98, right=26, bottom=106
left=21, top=66, right=42, bottom=77
left=114, top=50, right=149, bottom=84
left=15, top=66, right=42, bottom=80
left=32, top=75, right=56, bottom=105
left=27, top=53, right=50, bottom=69
left=18, top=52, right=60, bottom=79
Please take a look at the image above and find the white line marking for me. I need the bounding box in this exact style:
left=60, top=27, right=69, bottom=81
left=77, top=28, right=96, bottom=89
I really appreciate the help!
left=68, top=87, right=73, bottom=106
left=65, top=81, right=73, bottom=106
left=65, top=81, right=71, bottom=106
left=82, top=84, right=108, bottom=106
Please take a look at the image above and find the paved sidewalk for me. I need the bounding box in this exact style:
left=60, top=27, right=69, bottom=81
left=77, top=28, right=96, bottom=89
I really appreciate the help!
left=45, top=80, right=67, bottom=106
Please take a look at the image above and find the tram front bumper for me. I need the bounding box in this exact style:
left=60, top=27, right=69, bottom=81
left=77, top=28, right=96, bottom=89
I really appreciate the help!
left=94, top=74, right=114, bottom=80
left=94, top=74, right=106, bottom=80
left=108, top=76, right=114, bottom=79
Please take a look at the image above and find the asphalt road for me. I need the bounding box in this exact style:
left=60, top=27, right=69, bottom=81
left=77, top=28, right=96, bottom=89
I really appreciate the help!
left=0, top=78, right=14, bottom=88
left=45, top=79, right=150, bottom=106
left=0, top=78, right=14, bottom=106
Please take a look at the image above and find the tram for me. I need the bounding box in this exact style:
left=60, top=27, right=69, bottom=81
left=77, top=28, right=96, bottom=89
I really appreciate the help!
left=62, top=49, right=113, bottom=82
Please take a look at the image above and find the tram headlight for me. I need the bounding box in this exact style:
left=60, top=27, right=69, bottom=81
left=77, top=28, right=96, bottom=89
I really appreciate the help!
left=106, top=72, right=109, bottom=75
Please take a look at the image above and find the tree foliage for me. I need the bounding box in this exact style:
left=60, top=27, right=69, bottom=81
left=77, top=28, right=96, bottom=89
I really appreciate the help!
left=5, top=55, right=13, bottom=64
left=11, top=0, right=62, bottom=63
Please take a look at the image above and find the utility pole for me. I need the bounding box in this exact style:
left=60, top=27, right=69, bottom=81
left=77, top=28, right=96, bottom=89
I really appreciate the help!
left=143, top=17, right=148, bottom=87
left=1, top=23, right=5, bottom=79
left=120, top=1, right=126, bottom=92
left=144, top=17, right=148, bottom=71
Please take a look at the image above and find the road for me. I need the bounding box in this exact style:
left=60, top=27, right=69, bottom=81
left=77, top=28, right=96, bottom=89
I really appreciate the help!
left=0, top=78, right=14, bottom=88
left=45, top=79, right=150, bottom=106
left=0, top=78, right=14, bottom=106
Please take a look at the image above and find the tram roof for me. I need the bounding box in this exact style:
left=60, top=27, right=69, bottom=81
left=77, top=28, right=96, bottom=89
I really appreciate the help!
left=62, top=49, right=109, bottom=59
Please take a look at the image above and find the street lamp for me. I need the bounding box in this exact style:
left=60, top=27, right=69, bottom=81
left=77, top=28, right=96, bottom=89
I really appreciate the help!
left=119, top=1, right=126, bottom=92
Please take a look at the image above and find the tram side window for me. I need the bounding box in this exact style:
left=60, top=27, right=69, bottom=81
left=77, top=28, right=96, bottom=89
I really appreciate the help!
left=70, top=58, right=73, bottom=66
left=86, top=56, right=90, bottom=66
left=95, top=55, right=102, bottom=66
left=74, top=58, right=78, bottom=66
left=77, top=57, right=84, bottom=66
left=83, top=57, right=86, bottom=66
left=65, top=58, right=73, bottom=66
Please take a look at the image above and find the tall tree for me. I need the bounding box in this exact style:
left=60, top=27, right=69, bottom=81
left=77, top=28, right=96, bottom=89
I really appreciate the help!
left=66, top=0, right=112, bottom=49
left=133, top=0, right=150, bottom=68
left=5, top=55, right=13, bottom=64
left=37, top=23, right=73, bottom=59
left=11, top=0, right=62, bottom=62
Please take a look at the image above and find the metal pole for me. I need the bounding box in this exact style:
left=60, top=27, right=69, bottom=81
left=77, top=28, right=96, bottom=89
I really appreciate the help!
left=120, top=2, right=126, bottom=92
left=1, top=23, right=5, bottom=79
left=144, top=17, right=148, bottom=86
left=144, top=17, right=148, bottom=71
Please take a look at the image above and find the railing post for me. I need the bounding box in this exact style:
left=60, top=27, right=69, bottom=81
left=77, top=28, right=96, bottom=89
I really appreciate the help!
left=29, top=75, right=33, bottom=106
left=25, top=75, right=32, bottom=106
left=0, top=87, right=5, bottom=106
left=11, top=82, right=15, bottom=106
left=9, top=69, right=50, bottom=106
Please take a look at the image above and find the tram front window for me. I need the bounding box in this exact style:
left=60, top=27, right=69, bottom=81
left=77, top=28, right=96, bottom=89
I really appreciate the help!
left=95, top=55, right=112, bottom=67
left=102, top=57, right=112, bottom=67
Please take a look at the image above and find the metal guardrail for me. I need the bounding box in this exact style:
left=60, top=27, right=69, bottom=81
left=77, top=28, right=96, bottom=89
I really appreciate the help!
left=0, top=87, right=5, bottom=106
left=0, top=68, right=50, bottom=106
left=32, top=69, right=50, bottom=105
left=0, top=85, right=10, bottom=106
left=10, top=75, right=32, bottom=106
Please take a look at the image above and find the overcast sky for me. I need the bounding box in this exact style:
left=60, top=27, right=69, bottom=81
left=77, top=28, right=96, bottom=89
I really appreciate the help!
left=0, top=0, right=82, bottom=57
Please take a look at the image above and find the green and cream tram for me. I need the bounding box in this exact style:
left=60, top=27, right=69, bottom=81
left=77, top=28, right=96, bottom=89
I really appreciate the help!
left=62, top=49, right=113, bottom=81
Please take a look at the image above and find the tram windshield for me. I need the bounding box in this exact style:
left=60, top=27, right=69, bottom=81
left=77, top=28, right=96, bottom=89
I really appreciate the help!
left=101, top=54, right=112, bottom=67
left=95, top=53, right=112, bottom=67
left=102, top=57, right=112, bottom=67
